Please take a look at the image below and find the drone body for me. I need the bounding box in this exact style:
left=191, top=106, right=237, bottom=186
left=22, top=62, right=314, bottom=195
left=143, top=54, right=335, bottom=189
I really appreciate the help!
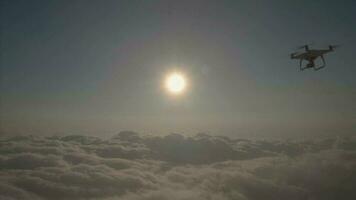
left=291, top=45, right=338, bottom=71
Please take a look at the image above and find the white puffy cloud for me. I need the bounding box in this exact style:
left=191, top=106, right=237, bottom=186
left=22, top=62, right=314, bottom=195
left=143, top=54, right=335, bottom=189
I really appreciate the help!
left=0, top=132, right=355, bottom=200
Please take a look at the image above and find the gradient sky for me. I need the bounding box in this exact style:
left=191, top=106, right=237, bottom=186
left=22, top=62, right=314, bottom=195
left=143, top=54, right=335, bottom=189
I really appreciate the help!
left=1, top=0, right=355, bottom=138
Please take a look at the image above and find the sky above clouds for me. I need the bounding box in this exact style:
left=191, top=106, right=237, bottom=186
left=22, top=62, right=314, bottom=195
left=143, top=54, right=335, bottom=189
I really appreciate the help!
left=1, top=0, right=356, bottom=138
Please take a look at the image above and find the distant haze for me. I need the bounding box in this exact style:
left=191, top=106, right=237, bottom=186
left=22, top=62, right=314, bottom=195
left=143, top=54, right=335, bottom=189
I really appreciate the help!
left=1, top=0, right=356, bottom=138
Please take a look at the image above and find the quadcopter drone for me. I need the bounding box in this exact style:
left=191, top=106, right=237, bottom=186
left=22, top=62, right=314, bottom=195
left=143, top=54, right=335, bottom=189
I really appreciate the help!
left=290, top=44, right=339, bottom=71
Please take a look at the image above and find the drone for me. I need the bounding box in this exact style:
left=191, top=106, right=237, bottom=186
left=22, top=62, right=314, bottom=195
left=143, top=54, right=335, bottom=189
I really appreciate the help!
left=290, top=44, right=339, bottom=71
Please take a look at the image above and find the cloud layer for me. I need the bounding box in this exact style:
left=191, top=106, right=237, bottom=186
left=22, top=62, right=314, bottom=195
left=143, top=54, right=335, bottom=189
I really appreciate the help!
left=1, top=132, right=356, bottom=200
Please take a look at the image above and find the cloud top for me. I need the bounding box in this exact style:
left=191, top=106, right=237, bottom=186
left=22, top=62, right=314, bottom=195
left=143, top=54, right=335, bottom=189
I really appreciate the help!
left=1, top=132, right=355, bottom=200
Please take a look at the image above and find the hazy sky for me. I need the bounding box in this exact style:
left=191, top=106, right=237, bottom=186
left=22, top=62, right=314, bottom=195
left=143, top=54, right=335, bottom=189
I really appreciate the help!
left=1, top=0, right=355, bottom=138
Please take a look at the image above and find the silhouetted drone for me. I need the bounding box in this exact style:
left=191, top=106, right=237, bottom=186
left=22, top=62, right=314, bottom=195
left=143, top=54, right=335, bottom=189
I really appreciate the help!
left=291, top=45, right=339, bottom=71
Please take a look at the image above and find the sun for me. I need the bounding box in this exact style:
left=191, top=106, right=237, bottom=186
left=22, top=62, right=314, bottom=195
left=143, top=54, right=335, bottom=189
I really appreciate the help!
left=164, top=72, right=187, bottom=95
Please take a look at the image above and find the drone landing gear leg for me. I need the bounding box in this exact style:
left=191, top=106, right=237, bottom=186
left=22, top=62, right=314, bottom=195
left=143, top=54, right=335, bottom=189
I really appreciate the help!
left=314, top=65, right=325, bottom=71
left=314, top=56, right=326, bottom=71
left=299, top=59, right=310, bottom=71
left=299, top=59, right=304, bottom=71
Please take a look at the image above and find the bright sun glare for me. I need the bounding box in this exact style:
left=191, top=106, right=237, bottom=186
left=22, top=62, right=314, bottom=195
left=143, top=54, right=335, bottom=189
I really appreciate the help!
left=165, top=72, right=187, bottom=95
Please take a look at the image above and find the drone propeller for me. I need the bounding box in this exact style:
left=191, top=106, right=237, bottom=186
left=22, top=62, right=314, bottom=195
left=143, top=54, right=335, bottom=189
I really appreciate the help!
left=329, top=44, right=341, bottom=49
left=297, top=43, right=313, bottom=50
